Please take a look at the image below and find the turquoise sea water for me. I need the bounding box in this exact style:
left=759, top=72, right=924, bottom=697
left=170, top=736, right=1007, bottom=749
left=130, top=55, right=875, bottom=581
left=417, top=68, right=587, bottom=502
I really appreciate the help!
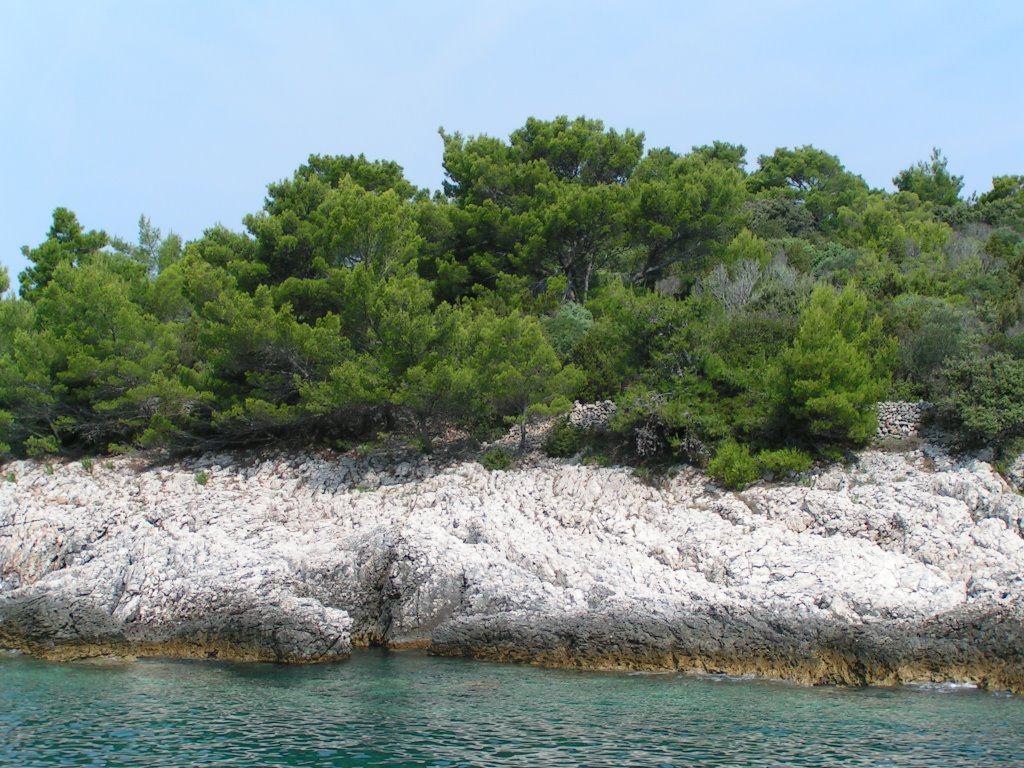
left=1, top=650, right=1022, bottom=767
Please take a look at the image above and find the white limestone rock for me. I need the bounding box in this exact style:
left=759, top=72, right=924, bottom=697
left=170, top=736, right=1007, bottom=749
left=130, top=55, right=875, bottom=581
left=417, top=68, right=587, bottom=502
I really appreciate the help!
left=1, top=445, right=1022, bottom=689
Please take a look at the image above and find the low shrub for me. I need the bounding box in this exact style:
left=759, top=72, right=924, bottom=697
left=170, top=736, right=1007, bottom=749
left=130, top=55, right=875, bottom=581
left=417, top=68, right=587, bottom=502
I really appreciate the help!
left=543, top=418, right=583, bottom=458
left=707, top=440, right=760, bottom=489
left=581, top=450, right=612, bottom=467
left=934, top=351, right=1024, bottom=454
left=480, top=447, right=513, bottom=471
left=25, top=435, right=59, bottom=458
left=756, top=447, right=812, bottom=477
left=632, top=463, right=674, bottom=487
left=993, top=437, right=1024, bottom=481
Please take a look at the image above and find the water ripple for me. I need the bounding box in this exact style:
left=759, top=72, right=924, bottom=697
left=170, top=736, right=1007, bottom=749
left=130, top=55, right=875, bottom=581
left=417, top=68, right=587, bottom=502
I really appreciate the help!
left=1, top=651, right=1022, bottom=767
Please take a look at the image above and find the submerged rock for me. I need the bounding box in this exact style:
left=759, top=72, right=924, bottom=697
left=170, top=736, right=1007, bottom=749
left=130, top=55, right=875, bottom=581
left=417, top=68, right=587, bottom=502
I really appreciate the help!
left=1, top=447, right=1022, bottom=691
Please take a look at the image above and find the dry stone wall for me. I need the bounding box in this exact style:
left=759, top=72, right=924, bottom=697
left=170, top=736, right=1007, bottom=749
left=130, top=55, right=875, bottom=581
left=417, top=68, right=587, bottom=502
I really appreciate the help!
left=568, top=400, right=617, bottom=430
left=876, top=401, right=930, bottom=439
left=568, top=399, right=931, bottom=441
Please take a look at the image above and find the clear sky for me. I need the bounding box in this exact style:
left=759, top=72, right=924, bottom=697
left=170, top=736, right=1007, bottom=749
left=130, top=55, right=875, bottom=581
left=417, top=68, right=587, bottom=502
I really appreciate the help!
left=2, top=0, right=1021, bottom=288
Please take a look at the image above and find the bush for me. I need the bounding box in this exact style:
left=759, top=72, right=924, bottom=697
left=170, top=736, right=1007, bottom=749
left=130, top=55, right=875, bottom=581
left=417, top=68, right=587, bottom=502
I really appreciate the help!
left=0, top=409, right=11, bottom=456
left=934, top=351, right=1024, bottom=453
left=884, top=294, right=973, bottom=392
left=993, top=438, right=1024, bottom=479
left=581, top=450, right=611, bottom=467
left=25, top=435, right=60, bottom=458
left=777, top=284, right=895, bottom=447
left=194, top=471, right=209, bottom=486
left=480, top=447, right=513, bottom=471
left=707, top=440, right=760, bottom=489
left=543, top=418, right=583, bottom=457
left=544, top=302, right=594, bottom=360
left=756, top=447, right=812, bottom=477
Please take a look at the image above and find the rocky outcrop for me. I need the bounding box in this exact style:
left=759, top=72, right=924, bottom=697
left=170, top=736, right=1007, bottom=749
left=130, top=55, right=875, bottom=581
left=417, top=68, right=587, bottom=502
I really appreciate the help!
left=2, top=446, right=1023, bottom=691
left=1008, top=454, right=1024, bottom=495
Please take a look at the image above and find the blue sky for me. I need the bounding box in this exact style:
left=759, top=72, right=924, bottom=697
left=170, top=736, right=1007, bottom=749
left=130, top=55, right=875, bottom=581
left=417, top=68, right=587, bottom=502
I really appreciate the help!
left=2, top=0, right=1021, bottom=287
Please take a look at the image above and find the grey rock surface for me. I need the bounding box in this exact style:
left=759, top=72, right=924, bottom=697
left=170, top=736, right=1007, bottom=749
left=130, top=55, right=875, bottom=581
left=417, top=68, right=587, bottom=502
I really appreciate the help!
left=568, top=400, right=617, bottom=431
left=1008, top=454, right=1024, bottom=494
left=1, top=446, right=1023, bottom=689
left=876, top=401, right=929, bottom=438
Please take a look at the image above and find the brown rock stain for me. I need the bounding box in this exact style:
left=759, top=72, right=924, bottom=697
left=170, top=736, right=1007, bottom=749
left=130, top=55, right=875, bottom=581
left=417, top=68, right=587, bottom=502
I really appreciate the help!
left=427, top=642, right=1024, bottom=695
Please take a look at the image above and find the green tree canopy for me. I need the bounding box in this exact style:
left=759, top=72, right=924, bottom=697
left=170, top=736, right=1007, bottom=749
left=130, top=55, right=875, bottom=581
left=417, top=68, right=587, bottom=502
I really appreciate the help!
left=3, top=119, right=1020, bottom=466
left=777, top=284, right=895, bottom=447
left=893, top=148, right=963, bottom=207
left=435, top=116, right=647, bottom=300
left=110, top=215, right=181, bottom=277
left=977, top=175, right=1024, bottom=232
left=469, top=309, right=582, bottom=451
left=508, top=115, right=644, bottom=185
left=628, top=147, right=748, bottom=288
left=934, top=351, right=1024, bottom=453
left=19, top=208, right=108, bottom=300
left=296, top=153, right=423, bottom=201
left=748, top=146, right=869, bottom=231
left=246, top=158, right=422, bottom=284
left=519, top=181, right=632, bottom=300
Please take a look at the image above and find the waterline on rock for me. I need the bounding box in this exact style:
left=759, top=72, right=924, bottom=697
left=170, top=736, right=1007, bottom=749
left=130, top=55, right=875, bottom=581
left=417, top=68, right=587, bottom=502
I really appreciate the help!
left=2, top=650, right=1022, bottom=768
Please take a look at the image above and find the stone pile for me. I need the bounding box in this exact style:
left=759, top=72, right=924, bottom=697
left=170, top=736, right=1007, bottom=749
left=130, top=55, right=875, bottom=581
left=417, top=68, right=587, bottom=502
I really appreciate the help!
left=568, top=400, right=617, bottom=431
left=876, top=401, right=930, bottom=438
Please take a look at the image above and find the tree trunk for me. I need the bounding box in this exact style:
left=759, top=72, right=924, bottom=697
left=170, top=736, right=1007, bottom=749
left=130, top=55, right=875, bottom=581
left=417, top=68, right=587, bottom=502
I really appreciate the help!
left=417, top=414, right=433, bottom=454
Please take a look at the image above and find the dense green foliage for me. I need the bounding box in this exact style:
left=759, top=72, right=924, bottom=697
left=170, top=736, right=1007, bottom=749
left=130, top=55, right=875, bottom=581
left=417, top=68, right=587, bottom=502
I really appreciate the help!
left=480, top=446, right=514, bottom=471
left=3, top=117, right=1022, bottom=473
left=933, top=352, right=1024, bottom=452
left=777, top=284, right=895, bottom=446
left=543, top=418, right=585, bottom=458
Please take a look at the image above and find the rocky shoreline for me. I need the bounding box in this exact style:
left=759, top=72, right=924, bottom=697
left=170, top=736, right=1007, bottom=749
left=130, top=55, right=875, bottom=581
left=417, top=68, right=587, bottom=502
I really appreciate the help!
left=2, top=441, right=1023, bottom=692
